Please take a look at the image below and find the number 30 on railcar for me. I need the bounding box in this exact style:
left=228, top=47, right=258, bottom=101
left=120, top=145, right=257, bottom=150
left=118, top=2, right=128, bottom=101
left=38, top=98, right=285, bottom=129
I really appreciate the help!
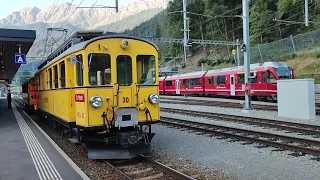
left=24, top=31, right=160, bottom=159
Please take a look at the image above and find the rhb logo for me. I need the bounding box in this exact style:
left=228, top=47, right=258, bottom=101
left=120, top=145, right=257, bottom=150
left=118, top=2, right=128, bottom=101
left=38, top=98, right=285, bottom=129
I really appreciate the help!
left=75, top=94, right=85, bottom=102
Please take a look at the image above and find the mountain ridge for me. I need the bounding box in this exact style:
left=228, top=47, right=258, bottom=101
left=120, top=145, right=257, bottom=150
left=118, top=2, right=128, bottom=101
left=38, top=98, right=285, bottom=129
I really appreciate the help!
left=0, top=0, right=170, bottom=57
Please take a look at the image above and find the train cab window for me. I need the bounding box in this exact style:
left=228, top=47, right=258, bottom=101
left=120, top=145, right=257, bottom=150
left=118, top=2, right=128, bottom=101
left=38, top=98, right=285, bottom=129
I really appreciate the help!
left=165, top=81, right=173, bottom=86
left=267, top=71, right=277, bottom=84
left=60, top=61, right=66, bottom=88
left=54, top=65, right=58, bottom=88
left=117, top=55, right=132, bottom=86
left=48, top=68, right=52, bottom=89
left=88, top=54, right=111, bottom=86
left=217, top=76, right=225, bottom=84
left=137, top=55, right=156, bottom=85
left=76, top=54, right=83, bottom=86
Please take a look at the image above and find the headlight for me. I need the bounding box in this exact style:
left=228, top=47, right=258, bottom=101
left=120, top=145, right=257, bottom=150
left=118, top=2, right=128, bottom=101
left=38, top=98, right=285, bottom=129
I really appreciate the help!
left=148, top=94, right=159, bottom=104
left=89, top=96, right=102, bottom=108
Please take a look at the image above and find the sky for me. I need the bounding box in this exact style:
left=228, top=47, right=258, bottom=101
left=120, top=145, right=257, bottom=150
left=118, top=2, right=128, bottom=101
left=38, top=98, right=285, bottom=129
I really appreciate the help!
left=0, top=0, right=135, bottom=18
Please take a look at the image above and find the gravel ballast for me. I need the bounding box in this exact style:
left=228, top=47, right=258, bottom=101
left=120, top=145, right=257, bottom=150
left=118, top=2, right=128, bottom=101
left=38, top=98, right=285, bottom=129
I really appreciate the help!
left=151, top=123, right=320, bottom=180
left=161, top=111, right=320, bottom=142
left=161, top=103, right=320, bottom=126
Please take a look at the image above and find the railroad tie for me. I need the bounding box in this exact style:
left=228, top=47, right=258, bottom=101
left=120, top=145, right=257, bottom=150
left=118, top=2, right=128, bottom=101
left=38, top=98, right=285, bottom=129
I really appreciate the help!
left=125, top=167, right=153, bottom=175
left=135, top=173, right=164, bottom=180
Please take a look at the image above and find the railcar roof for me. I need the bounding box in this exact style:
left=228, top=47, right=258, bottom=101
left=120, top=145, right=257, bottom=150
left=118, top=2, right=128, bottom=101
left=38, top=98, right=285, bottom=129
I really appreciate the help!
left=165, top=71, right=207, bottom=80
left=206, top=61, right=291, bottom=75
left=36, top=35, right=159, bottom=73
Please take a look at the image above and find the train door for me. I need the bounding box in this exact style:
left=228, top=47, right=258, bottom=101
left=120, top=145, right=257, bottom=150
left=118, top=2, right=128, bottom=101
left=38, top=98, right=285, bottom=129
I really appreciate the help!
left=175, top=79, right=180, bottom=95
left=116, top=55, right=133, bottom=108
left=230, top=74, right=235, bottom=96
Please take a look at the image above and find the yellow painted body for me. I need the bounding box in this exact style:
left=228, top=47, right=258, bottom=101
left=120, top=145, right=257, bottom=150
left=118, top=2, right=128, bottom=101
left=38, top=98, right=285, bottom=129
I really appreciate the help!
left=32, top=37, right=159, bottom=128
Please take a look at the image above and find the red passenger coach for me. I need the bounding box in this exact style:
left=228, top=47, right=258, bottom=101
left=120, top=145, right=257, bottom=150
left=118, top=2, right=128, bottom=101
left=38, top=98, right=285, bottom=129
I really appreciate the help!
left=161, top=71, right=207, bottom=95
left=159, top=62, right=294, bottom=101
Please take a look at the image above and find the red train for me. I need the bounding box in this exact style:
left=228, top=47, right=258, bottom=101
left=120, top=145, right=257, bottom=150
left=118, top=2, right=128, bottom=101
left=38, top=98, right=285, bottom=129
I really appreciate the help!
left=159, top=62, right=294, bottom=101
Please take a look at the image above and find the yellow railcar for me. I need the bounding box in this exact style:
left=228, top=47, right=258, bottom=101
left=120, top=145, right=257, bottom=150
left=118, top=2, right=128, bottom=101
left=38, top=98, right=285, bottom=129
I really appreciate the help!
left=29, top=31, right=160, bottom=159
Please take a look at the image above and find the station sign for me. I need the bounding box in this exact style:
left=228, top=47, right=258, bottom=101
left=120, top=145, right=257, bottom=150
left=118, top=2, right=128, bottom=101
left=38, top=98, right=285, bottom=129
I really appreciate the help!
left=14, top=53, right=26, bottom=64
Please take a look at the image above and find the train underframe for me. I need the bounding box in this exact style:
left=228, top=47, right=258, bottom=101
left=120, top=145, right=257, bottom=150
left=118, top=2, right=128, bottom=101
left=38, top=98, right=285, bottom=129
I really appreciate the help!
left=28, top=108, right=156, bottom=160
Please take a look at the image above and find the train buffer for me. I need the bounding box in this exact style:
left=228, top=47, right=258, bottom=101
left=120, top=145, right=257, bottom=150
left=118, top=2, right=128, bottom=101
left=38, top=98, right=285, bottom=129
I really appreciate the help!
left=0, top=98, right=89, bottom=180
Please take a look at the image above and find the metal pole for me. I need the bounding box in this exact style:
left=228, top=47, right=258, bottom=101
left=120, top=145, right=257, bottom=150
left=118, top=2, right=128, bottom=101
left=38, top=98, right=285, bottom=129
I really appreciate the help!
left=242, top=0, right=251, bottom=110
left=183, top=0, right=187, bottom=63
left=258, top=44, right=263, bottom=62
left=305, top=0, right=309, bottom=26
left=290, top=35, right=297, bottom=54
left=237, top=39, right=240, bottom=66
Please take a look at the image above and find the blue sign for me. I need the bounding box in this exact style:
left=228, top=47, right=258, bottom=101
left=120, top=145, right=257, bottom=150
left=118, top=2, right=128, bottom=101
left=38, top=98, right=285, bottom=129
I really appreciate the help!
left=15, top=53, right=26, bottom=64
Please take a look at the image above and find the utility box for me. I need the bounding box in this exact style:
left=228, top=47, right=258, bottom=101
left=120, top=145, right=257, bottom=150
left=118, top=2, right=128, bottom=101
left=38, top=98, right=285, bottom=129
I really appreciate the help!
left=277, top=79, right=316, bottom=120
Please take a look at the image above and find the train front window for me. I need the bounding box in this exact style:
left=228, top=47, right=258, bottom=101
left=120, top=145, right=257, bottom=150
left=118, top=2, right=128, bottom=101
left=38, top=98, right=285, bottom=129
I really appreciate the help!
left=136, top=55, right=156, bottom=85
left=274, top=68, right=292, bottom=80
left=117, top=55, right=132, bottom=86
left=88, top=53, right=111, bottom=86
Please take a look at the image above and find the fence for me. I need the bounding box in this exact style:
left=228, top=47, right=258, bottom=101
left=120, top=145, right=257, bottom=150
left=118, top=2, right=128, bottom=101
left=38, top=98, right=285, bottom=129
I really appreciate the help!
left=249, top=29, right=320, bottom=63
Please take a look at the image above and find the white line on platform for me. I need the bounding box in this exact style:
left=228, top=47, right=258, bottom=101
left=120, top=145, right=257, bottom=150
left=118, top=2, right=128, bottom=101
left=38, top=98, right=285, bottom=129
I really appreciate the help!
left=12, top=103, right=63, bottom=180
left=14, top=101, right=90, bottom=180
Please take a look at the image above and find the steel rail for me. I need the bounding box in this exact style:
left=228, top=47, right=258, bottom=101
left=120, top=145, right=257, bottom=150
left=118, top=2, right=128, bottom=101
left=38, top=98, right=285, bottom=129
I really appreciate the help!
left=161, top=107, right=320, bottom=136
left=104, top=161, right=134, bottom=180
left=161, top=98, right=320, bottom=116
left=139, top=155, right=196, bottom=180
left=160, top=117, right=320, bottom=156
left=161, top=99, right=278, bottom=111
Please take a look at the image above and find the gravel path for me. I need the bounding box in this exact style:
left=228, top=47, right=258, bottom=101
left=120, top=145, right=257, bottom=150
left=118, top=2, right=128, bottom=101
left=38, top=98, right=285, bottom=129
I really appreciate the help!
left=161, top=103, right=320, bottom=126
left=151, top=124, right=320, bottom=180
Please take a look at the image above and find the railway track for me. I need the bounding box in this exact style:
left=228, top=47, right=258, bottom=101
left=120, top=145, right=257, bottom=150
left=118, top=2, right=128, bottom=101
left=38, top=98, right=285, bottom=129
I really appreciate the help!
left=160, top=116, right=320, bottom=157
left=161, top=107, right=320, bottom=137
left=161, top=98, right=320, bottom=115
left=105, top=155, right=196, bottom=180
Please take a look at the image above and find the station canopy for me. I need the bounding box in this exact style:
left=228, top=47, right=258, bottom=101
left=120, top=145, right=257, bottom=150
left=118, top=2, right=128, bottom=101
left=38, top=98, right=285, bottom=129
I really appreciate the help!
left=0, top=28, right=36, bottom=82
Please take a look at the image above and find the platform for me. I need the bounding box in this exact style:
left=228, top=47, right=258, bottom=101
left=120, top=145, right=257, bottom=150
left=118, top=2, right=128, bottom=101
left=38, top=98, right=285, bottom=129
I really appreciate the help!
left=0, top=98, right=89, bottom=180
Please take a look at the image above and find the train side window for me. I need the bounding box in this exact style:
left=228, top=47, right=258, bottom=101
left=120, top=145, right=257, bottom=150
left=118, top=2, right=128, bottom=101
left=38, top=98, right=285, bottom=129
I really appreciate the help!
left=117, top=55, right=132, bottom=86
left=165, top=81, right=172, bottom=86
left=208, top=77, right=212, bottom=85
left=88, top=54, right=111, bottom=86
left=238, top=74, right=244, bottom=84
left=261, top=72, right=266, bottom=83
left=182, top=79, right=190, bottom=88
left=54, top=65, right=58, bottom=88
left=136, top=55, right=156, bottom=85
left=217, top=76, right=225, bottom=84
left=48, top=68, right=52, bottom=89
left=60, top=61, right=66, bottom=88
left=250, top=72, right=257, bottom=84
left=191, top=78, right=201, bottom=86
left=46, top=70, right=48, bottom=89
left=76, top=54, right=83, bottom=86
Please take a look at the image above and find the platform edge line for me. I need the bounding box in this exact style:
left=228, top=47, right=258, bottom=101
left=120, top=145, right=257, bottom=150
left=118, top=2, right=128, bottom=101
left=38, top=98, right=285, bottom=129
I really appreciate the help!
left=21, top=110, right=91, bottom=180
